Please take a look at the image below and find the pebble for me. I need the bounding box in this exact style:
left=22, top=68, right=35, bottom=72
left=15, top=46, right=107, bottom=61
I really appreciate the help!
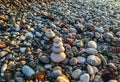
left=72, top=69, right=82, bottom=79
left=20, top=47, right=26, bottom=53
left=97, top=27, right=104, bottom=33
left=53, top=66, right=62, bottom=71
left=25, top=32, right=33, bottom=39
left=86, top=48, right=98, bottom=55
left=87, top=41, right=97, bottom=49
left=87, top=64, right=94, bottom=75
left=15, top=77, right=24, bottom=82
left=1, top=64, right=7, bottom=76
left=56, top=75, right=70, bottom=82
left=62, top=58, right=69, bottom=64
left=35, top=32, right=42, bottom=37
left=108, top=63, right=117, bottom=70
left=0, top=51, right=8, bottom=57
left=69, top=57, right=78, bottom=65
left=99, top=54, right=107, bottom=66
left=87, top=55, right=101, bottom=66
left=80, top=73, right=90, bottom=82
left=77, top=56, right=86, bottom=64
left=45, top=29, right=55, bottom=38
left=103, top=32, right=113, bottom=39
left=92, top=66, right=99, bottom=74
left=50, top=70, right=62, bottom=78
left=50, top=52, right=66, bottom=63
left=19, top=35, right=26, bottom=41
left=44, top=64, right=52, bottom=69
left=94, top=75, right=104, bottom=82
left=22, top=65, right=35, bottom=77
left=40, top=56, right=50, bottom=63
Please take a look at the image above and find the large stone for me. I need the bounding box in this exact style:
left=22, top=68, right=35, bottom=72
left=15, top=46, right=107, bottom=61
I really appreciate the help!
left=22, top=65, right=35, bottom=77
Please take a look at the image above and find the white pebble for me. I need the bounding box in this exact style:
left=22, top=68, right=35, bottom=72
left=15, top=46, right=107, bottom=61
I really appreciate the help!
left=77, top=56, right=86, bottom=64
left=80, top=73, right=90, bottom=82
left=72, top=69, right=82, bottom=79
left=86, top=48, right=98, bottom=55
left=50, top=52, right=66, bottom=63
left=87, top=41, right=97, bottom=49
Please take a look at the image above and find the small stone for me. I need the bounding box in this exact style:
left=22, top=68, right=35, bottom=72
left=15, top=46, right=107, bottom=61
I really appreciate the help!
left=40, top=56, right=50, bottom=63
left=103, top=32, right=113, bottom=39
left=1, top=63, right=7, bottom=76
left=19, top=35, right=26, bottom=41
left=56, top=75, right=70, bottom=82
left=87, top=64, right=94, bottom=75
left=72, top=69, right=82, bottom=79
left=45, top=29, right=55, bottom=38
left=69, top=28, right=77, bottom=33
left=80, top=73, right=90, bottom=82
left=69, top=57, right=78, bottom=65
left=87, top=41, right=97, bottom=49
left=44, top=64, right=52, bottom=69
left=33, top=72, right=45, bottom=80
left=0, top=43, right=6, bottom=48
left=50, top=70, right=62, bottom=78
left=25, top=32, right=33, bottom=39
left=99, top=54, right=107, bottom=66
left=20, top=60, right=27, bottom=65
left=50, top=52, right=66, bottom=63
left=108, top=63, right=117, bottom=70
left=77, top=56, right=86, bottom=64
left=29, top=61, right=36, bottom=68
left=0, top=51, right=8, bottom=57
left=86, top=48, right=98, bottom=55
left=20, top=47, right=26, bottom=53
left=53, top=66, right=62, bottom=71
left=35, top=32, right=42, bottom=37
left=62, top=58, right=69, bottom=64
left=14, top=24, right=20, bottom=31
left=15, top=77, right=24, bottom=82
left=64, top=38, right=74, bottom=45
left=92, top=66, right=99, bottom=74
left=65, top=50, right=74, bottom=58
left=22, top=65, right=35, bottom=77
left=87, top=55, right=101, bottom=66
left=94, top=75, right=104, bottom=82
left=97, top=27, right=104, bottom=33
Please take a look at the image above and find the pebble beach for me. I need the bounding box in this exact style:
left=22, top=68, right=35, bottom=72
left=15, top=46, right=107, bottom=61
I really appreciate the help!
left=0, top=0, right=120, bottom=82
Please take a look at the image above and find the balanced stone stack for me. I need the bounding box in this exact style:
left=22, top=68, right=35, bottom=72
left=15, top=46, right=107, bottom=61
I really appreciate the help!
left=50, top=37, right=66, bottom=63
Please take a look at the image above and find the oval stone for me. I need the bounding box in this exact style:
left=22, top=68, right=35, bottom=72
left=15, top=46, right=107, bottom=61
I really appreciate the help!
left=86, top=48, right=98, bottom=55
left=80, top=73, right=90, bottom=82
left=22, top=65, right=35, bottom=77
left=72, top=69, right=82, bottom=79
